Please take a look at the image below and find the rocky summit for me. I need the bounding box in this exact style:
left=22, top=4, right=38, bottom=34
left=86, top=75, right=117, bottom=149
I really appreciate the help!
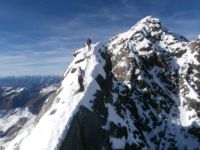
left=3, top=16, right=200, bottom=150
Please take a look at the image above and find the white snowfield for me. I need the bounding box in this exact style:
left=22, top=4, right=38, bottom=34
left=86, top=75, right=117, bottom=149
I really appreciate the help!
left=0, top=108, right=33, bottom=133
left=0, top=108, right=36, bottom=148
left=39, top=85, right=58, bottom=95
left=2, top=87, right=25, bottom=96
left=6, top=43, right=106, bottom=150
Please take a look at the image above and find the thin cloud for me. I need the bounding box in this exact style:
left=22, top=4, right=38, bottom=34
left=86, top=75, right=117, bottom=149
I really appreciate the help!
left=0, top=47, right=72, bottom=77
left=0, top=0, right=200, bottom=76
left=161, top=12, right=200, bottom=40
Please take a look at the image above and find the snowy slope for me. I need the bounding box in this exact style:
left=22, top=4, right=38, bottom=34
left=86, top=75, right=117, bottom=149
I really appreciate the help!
left=0, top=108, right=36, bottom=149
left=6, top=44, right=110, bottom=150
left=7, top=43, right=146, bottom=150
left=3, top=16, right=200, bottom=150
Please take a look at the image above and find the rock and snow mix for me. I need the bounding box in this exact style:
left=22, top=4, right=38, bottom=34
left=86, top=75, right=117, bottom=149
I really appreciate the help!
left=2, top=87, right=25, bottom=96
left=1, top=16, right=200, bottom=150
left=107, top=16, right=200, bottom=149
left=0, top=108, right=35, bottom=148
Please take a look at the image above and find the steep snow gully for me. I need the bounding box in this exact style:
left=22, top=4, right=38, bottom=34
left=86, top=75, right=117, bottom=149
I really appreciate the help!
left=3, top=16, right=200, bottom=150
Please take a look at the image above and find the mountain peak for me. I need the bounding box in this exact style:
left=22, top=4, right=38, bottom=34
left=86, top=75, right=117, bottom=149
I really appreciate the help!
left=130, top=16, right=162, bottom=34
left=108, top=16, right=164, bottom=47
left=138, top=16, right=161, bottom=25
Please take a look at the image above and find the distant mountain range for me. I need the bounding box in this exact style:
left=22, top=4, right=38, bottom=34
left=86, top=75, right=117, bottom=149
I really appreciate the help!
left=0, top=75, right=61, bottom=112
left=0, top=75, right=61, bottom=145
left=0, top=75, right=61, bottom=89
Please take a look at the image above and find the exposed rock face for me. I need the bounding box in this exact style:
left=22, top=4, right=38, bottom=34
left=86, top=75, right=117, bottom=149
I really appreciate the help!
left=4, top=16, right=200, bottom=150
left=60, top=16, right=200, bottom=150
left=60, top=106, right=110, bottom=150
left=105, top=16, right=200, bottom=149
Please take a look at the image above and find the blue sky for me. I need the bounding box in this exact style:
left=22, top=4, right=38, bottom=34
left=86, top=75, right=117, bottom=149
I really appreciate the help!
left=0, top=0, right=200, bottom=76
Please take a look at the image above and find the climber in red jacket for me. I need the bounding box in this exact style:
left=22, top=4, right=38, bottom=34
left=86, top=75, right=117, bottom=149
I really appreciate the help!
left=86, top=38, right=92, bottom=50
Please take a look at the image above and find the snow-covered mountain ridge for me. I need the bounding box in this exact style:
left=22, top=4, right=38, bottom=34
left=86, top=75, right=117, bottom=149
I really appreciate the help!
left=3, top=16, right=200, bottom=150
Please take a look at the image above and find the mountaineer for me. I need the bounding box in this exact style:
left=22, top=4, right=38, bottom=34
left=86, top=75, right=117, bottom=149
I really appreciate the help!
left=77, top=67, right=85, bottom=92
left=86, top=38, right=92, bottom=50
